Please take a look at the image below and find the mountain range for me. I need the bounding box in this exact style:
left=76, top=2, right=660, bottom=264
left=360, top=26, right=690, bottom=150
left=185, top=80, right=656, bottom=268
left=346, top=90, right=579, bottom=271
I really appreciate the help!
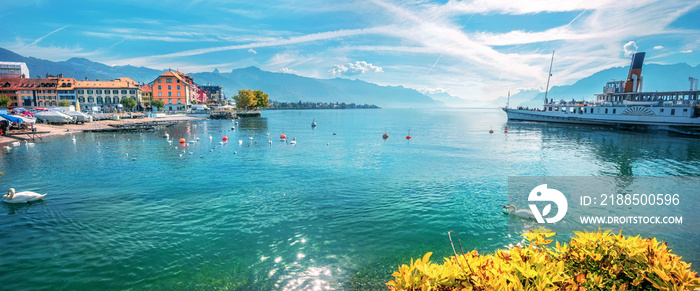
left=0, top=48, right=437, bottom=108
left=1, top=47, right=698, bottom=108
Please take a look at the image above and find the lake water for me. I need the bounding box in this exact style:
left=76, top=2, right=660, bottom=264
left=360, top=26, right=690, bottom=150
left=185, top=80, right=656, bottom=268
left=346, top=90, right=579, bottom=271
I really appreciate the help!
left=1, top=108, right=699, bottom=290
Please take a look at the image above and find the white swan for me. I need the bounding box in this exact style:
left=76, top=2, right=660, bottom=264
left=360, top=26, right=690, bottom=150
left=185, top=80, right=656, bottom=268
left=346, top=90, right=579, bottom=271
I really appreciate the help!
left=2, top=188, right=46, bottom=204
left=502, top=205, right=536, bottom=220
left=11, top=141, right=20, bottom=147
left=290, top=137, right=297, bottom=145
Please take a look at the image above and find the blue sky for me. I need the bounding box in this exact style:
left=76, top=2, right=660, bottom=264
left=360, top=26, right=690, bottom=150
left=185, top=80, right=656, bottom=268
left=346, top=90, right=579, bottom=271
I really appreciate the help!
left=1, top=0, right=699, bottom=101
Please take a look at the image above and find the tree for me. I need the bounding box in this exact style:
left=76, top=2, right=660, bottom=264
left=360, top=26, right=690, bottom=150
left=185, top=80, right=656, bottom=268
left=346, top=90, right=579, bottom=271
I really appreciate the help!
left=233, top=89, right=257, bottom=110
left=253, top=90, right=269, bottom=108
left=0, top=95, right=11, bottom=107
left=121, top=97, right=137, bottom=111
left=152, top=99, right=165, bottom=112
left=58, top=99, right=72, bottom=107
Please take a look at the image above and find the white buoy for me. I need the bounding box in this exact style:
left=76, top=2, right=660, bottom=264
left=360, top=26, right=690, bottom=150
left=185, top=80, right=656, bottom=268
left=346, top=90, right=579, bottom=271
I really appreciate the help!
left=209, top=135, right=212, bottom=140
left=239, top=140, right=243, bottom=145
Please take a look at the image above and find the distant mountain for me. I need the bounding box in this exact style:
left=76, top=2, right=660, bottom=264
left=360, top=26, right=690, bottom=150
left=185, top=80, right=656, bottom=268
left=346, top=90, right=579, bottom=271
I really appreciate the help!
left=0, top=48, right=163, bottom=82
left=424, top=91, right=469, bottom=107
left=0, top=47, right=440, bottom=108
left=192, top=67, right=439, bottom=107
left=511, top=63, right=700, bottom=108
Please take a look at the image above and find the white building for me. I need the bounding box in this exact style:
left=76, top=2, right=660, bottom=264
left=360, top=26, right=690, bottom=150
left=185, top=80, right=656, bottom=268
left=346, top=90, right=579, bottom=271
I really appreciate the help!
left=0, top=62, right=30, bottom=78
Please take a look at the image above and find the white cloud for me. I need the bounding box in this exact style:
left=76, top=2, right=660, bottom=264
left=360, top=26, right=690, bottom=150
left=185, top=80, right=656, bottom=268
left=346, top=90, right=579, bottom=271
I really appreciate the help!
left=329, top=61, right=383, bottom=77
left=681, top=49, right=693, bottom=53
left=280, top=67, right=297, bottom=74
left=623, top=41, right=638, bottom=57
left=248, top=48, right=257, bottom=54
left=653, top=45, right=664, bottom=49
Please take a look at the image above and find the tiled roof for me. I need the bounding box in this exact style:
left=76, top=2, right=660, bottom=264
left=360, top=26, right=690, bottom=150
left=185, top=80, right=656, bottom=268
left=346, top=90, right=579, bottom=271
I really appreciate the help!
left=0, top=77, right=58, bottom=90
left=74, top=79, right=140, bottom=89
left=140, top=84, right=152, bottom=92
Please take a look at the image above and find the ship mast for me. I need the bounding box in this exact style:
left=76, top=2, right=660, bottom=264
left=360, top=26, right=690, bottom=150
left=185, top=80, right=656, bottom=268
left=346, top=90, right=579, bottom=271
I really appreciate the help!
left=544, top=51, right=554, bottom=105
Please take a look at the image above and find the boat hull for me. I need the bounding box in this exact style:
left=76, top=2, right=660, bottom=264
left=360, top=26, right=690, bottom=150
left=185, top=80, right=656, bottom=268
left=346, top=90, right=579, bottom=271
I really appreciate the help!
left=503, top=108, right=700, bottom=128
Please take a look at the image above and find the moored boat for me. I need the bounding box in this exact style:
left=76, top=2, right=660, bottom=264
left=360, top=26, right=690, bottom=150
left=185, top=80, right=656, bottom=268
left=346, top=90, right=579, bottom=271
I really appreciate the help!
left=34, top=110, right=74, bottom=124
left=504, top=52, right=700, bottom=130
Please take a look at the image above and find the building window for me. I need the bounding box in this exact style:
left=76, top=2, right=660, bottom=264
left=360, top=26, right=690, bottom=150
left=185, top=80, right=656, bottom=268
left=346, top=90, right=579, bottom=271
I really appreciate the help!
left=97, top=97, right=103, bottom=104
left=671, top=109, right=676, bottom=115
left=177, top=92, right=181, bottom=97
left=177, top=99, right=181, bottom=104
left=105, top=97, right=112, bottom=103
left=158, top=79, right=162, bottom=83
left=87, top=90, right=93, bottom=94
left=605, top=109, right=608, bottom=114
left=121, top=90, right=127, bottom=94
left=79, top=97, right=85, bottom=102
left=88, top=97, right=94, bottom=102
left=166, top=78, right=173, bottom=83
left=78, top=90, right=84, bottom=94
left=168, top=92, right=172, bottom=97
left=168, top=99, right=172, bottom=104
left=660, top=109, right=664, bottom=113
left=113, top=90, right=118, bottom=94
left=105, top=90, right=110, bottom=95
left=176, top=85, right=181, bottom=90
left=130, top=90, right=135, bottom=94
left=158, top=92, right=162, bottom=97
left=96, top=90, right=102, bottom=94
left=167, top=85, right=172, bottom=90
left=158, top=85, right=162, bottom=90
left=612, top=109, right=616, bottom=114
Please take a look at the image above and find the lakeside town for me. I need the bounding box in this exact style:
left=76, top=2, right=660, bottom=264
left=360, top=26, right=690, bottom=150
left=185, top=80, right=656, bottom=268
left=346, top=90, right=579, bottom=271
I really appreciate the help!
left=0, top=61, right=226, bottom=112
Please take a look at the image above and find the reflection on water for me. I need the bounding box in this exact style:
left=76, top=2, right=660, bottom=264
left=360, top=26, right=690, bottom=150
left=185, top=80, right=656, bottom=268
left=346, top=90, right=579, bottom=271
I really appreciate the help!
left=0, top=109, right=698, bottom=290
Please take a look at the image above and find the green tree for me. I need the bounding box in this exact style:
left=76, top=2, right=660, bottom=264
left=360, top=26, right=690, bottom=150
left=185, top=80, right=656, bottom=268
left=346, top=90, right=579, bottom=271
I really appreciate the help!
left=152, top=99, right=165, bottom=112
left=121, top=97, right=137, bottom=111
left=233, top=89, right=257, bottom=110
left=0, top=95, right=11, bottom=107
left=58, top=99, right=72, bottom=107
left=253, top=90, right=269, bottom=108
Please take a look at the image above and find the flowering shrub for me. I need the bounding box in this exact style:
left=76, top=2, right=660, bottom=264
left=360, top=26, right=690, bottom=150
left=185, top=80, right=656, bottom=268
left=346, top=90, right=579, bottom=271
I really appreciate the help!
left=387, top=228, right=700, bottom=290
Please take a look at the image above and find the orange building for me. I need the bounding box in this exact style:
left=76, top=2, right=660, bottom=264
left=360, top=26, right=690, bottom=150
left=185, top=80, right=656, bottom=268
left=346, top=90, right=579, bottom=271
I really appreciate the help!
left=151, top=70, right=193, bottom=111
left=0, top=76, right=59, bottom=107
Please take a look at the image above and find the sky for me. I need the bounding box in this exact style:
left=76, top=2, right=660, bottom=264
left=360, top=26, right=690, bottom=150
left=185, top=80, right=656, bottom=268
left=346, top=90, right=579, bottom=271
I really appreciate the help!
left=1, top=0, right=699, bottom=101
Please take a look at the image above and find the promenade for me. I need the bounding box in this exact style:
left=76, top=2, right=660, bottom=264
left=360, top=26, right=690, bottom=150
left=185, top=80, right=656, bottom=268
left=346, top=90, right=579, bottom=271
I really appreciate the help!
left=0, top=114, right=205, bottom=145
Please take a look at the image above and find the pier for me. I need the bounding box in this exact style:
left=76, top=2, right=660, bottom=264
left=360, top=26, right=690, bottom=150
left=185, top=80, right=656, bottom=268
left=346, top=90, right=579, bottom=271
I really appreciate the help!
left=83, top=121, right=182, bottom=133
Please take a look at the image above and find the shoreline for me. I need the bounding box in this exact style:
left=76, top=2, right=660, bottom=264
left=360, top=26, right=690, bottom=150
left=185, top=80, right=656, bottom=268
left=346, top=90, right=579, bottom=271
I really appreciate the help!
left=0, top=115, right=207, bottom=145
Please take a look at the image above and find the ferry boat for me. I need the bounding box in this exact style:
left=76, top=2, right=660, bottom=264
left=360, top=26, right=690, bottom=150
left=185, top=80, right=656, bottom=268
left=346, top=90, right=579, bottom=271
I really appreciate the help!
left=503, top=52, right=700, bottom=131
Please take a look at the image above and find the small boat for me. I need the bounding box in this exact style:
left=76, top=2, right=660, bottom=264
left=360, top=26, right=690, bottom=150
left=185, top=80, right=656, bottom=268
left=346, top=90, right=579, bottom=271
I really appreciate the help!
left=35, top=111, right=73, bottom=124
left=311, top=119, right=317, bottom=128
left=62, top=111, right=93, bottom=123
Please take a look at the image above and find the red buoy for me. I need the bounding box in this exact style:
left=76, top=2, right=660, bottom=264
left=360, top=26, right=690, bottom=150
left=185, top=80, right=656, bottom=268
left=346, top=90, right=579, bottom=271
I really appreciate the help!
left=179, top=138, right=186, bottom=143
left=489, top=130, right=494, bottom=133
left=280, top=134, right=287, bottom=139
left=406, top=135, right=411, bottom=140
left=383, top=133, right=389, bottom=140
left=222, top=136, right=228, bottom=141
left=504, top=130, right=508, bottom=133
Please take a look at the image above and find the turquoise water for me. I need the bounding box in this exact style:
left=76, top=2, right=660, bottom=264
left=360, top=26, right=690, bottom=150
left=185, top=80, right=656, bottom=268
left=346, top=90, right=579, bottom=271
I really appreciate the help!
left=1, top=108, right=699, bottom=290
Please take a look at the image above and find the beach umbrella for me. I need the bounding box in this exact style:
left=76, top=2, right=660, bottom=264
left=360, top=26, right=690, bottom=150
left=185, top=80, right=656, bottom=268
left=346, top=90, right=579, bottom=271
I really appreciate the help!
left=76, top=98, right=81, bottom=112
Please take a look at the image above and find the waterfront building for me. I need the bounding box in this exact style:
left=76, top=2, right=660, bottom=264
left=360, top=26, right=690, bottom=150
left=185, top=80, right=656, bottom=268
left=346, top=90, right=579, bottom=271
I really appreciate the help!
left=151, top=70, right=207, bottom=111
left=57, top=77, right=77, bottom=106
left=201, top=84, right=225, bottom=105
left=0, top=76, right=58, bottom=107
left=140, top=84, right=152, bottom=110
left=75, top=78, right=141, bottom=112
left=0, top=62, right=29, bottom=78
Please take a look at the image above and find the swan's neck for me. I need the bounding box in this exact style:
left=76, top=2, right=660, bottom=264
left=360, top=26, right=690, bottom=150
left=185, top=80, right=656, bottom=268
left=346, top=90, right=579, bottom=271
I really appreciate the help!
left=508, top=205, right=517, bottom=211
